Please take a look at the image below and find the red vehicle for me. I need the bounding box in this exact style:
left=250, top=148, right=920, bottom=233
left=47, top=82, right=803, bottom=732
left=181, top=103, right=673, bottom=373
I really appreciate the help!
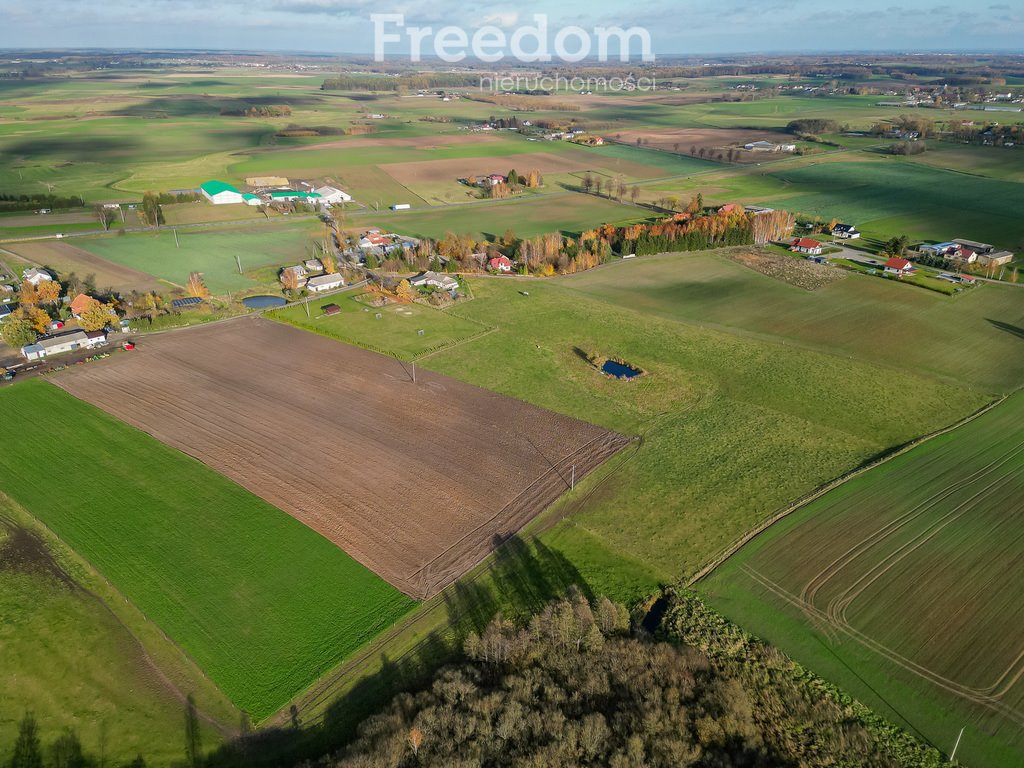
left=122, top=342, right=135, bottom=351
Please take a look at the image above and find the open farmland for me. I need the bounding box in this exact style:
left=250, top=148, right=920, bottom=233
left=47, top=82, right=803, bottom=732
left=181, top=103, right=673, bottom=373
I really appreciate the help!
left=699, top=389, right=1024, bottom=768
left=0, top=241, right=164, bottom=293
left=0, top=380, right=414, bottom=720
left=53, top=317, right=630, bottom=599
left=269, top=293, right=489, bottom=360
left=563, top=250, right=1024, bottom=393
left=74, top=221, right=323, bottom=294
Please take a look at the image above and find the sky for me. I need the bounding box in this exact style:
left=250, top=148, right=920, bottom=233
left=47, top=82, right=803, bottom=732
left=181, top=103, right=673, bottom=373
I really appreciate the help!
left=0, top=0, right=1021, bottom=57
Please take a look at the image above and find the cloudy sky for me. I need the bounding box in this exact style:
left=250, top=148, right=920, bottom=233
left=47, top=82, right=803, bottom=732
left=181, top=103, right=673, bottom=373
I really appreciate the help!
left=0, top=0, right=1021, bottom=56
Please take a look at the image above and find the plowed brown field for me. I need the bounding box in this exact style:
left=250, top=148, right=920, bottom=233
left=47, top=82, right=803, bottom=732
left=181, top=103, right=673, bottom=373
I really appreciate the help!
left=54, top=317, right=629, bottom=598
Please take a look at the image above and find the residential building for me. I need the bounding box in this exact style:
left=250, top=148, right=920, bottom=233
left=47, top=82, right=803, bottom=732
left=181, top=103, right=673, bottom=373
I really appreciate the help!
left=884, top=257, right=915, bottom=276
left=305, top=274, right=345, bottom=293
left=410, top=271, right=459, bottom=293
left=200, top=180, right=245, bottom=205
left=790, top=238, right=823, bottom=255
left=831, top=223, right=861, bottom=239
left=22, top=268, right=53, bottom=286
left=69, top=293, right=100, bottom=318
left=488, top=256, right=513, bottom=273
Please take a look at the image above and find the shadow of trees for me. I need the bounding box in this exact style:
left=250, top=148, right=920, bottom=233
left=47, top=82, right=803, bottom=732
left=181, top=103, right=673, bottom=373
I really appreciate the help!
left=200, top=534, right=590, bottom=768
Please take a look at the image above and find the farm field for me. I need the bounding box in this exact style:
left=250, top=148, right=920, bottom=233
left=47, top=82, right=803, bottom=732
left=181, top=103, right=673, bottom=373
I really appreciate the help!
left=416, top=277, right=986, bottom=594
left=73, top=221, right=324, bottom=294
left=53, top=317, right=630, bottom=599
left=699, top=389, right=1024, bottom=768
left=0, top=495, right=218, bottom=766
left=644, top=155, right=1024, bottom=253
left=0, top=240, right=164, bottom=293
left=562, top=250, right=1024, bottom=393
left=0, top=380, right=414, bottom=720
left=361, top=193, right=648, bottom=240
left=269, top=292, right=489, bottom=360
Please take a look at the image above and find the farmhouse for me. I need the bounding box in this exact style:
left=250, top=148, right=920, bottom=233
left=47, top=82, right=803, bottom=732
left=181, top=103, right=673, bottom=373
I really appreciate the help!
left=304, top=258, right=324, bottom=273
left=831, top=223, right=861, bottom=239
left=313, top=185, right=352, bottom=205
left=488, top=256, right=513, bottom=273
left=305, top=274, right=346, bottom=293
left=410, top=271, right=459, bottom=293
left=21, top=329, right=106, bottom=360
left=200, top=180, right=245, bottom=205
left=22, top=268, right=53, bottom=286
left=790, top=238, right=823, bottom=255
left=884, top=257, right=915, bottom=276
left=280, top=265, right=308, bottom=287
left=69, top=293, right=100, bottom=318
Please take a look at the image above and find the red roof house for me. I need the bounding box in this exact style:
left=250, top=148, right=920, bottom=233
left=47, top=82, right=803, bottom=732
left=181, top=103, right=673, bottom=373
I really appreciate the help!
left=883, top=257, right=914, bottom=276
left=69, top=293, right=100, bottom=318
left=790, top=237, right=823, bottom=255
left=488, top=256, right=513, bottom=273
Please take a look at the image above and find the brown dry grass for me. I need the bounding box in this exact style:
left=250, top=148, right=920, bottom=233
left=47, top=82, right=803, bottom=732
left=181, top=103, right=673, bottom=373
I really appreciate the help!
left=54, top=317, right=629, bottom=598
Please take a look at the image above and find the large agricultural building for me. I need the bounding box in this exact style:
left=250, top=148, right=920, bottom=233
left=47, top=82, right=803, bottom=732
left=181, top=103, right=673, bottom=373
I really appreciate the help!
left=200, top=180, right=246, bottom=205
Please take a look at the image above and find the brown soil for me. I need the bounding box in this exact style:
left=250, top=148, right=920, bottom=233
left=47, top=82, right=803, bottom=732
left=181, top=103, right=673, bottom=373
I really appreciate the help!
left=0, top=519, right=76, bottom=588
left=54, top=317, right=629, bottom=598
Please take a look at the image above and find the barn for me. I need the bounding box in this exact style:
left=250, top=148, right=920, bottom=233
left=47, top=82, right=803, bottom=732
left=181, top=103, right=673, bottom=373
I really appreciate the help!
left=200, top=181, right=245, bottom=205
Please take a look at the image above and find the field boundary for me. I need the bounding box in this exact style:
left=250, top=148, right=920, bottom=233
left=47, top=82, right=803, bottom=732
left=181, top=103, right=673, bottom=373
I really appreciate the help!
left=688, top=393, right=1009, bottom=586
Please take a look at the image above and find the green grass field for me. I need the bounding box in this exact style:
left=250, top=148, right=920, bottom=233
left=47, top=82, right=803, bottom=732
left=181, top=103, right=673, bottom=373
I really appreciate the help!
left=360, top=193, right=648, bottom=240
left=0, top=493, right=225, bottom=767
left=644, top=154, right=1024, bottom=253
left=561, top=250, right=1024, bottom=393
left=74, top=222, right=323, bottom=294
left=269, top=292, right=489, bottom=360
left=0, top=380, right=416, bottom=720
left=409, top=276, right=987, bottom=595
left=698, top=389, right=1024, bottom=768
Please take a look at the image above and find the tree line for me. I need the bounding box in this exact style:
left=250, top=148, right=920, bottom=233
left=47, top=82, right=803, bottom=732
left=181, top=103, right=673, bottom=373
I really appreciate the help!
left=327, top=589, right=945, bottom=767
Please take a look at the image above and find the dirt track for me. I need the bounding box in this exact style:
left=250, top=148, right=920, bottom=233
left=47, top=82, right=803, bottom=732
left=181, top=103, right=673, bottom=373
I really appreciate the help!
left=54, top=317, right=629, bottom=598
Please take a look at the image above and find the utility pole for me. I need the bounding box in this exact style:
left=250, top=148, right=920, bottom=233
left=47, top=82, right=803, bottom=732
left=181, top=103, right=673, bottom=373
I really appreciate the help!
left=173, top=228, right=179, bottom=249
left=235, top=254, right=242, bottom=274
left=412, top=361, right=416, bottom=384
left=949, top=727, right=965, bottom=763
left=570, top=463, right=575, bottom=490
left=304, top=296, right=310, bottom=317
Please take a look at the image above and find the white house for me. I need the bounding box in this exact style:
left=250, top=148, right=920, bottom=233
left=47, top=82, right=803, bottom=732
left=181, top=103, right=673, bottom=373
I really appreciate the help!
left=831, top=223, right=861, bottom=239
left=200, top=180, right=245, bottom=205
left=21, top=329, right=106, bottom=361
left=22, top=268, right=53, bottom=286
left=884, top=257, right=915, bottom=276
left=314, top=185, right=352, bottom=205
left=305, top=274, right=346, bottom=293
left=410, top=271, right=459, bottom=292
left=790, top=238, right=823, bottom=256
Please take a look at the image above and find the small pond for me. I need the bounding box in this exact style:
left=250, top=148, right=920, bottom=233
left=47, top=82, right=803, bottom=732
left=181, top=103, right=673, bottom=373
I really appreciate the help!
left=242, top=295, right=288, bottom=309
left=601, top=359, right=642, bottom=379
